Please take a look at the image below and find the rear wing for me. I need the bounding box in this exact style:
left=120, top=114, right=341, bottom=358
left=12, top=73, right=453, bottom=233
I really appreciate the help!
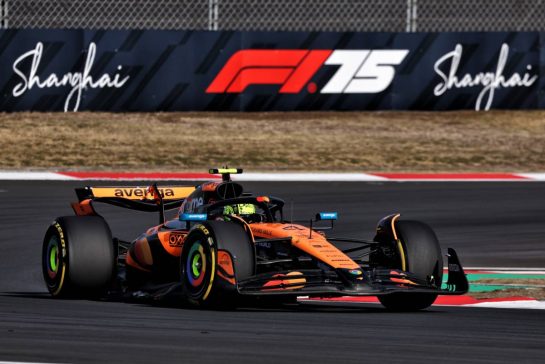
left=76, top=186, right=195, bottom=202
left=72, top=185, right=195, bottom=219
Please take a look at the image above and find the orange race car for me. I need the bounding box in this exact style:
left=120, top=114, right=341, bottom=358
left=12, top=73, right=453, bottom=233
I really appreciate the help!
left=42, top=169, right=468, bottom=311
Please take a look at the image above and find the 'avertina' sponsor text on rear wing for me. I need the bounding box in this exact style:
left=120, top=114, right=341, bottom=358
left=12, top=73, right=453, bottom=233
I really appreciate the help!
left=72, top=185, right=195, bottom=223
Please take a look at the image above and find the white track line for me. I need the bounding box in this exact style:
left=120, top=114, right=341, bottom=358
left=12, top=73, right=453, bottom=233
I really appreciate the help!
left=234, top=173, right=388, bottom=182
left=0, top=172, right=76, bottom=180
left=516, top=173, right=545, bottom=180
left=464, top=267, right=545, bottom=274
left=0, top=362, right=63, bottom=364
left=464, top=300, right=545, bottom=310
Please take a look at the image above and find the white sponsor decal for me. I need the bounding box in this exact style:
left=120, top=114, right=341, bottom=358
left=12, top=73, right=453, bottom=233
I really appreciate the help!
left=321, top=50, right=408, bottom=94
left=12, top=42, right=130, bottom=112
left=433, top=43, right=538, bottom=111
left=187, top=197, right=204, bottom=210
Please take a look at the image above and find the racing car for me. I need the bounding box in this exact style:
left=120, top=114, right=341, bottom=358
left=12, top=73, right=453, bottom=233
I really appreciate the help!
left=42, top=168, right=468, bottom=311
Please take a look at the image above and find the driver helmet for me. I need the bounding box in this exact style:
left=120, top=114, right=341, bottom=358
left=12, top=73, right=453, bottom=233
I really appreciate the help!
left=223, top=203, right=256, bottom=216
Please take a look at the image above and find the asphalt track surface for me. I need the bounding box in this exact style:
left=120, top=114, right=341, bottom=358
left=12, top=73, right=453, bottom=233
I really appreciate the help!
left=1, top=181, right=545, bottom=363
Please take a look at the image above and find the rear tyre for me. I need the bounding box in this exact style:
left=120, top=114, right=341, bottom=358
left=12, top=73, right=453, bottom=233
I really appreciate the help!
left=378, top=220, right=443, bottom=311
left=180, top=221, right=255, bottom=308
left=42, top=216, right=115, bottom=298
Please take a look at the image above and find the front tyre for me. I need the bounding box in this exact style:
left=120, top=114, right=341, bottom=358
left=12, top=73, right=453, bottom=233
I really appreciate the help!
left=180, top=222, right=255, bottom=308
left=180, top=229, right=216, bottom=306
left=42, top=216, right=115, bottom=298
left=378, top=220, right=443, bottom=311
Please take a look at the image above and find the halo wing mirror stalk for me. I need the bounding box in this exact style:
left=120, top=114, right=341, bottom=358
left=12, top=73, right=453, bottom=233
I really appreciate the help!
left=310, top=212, right=337, bottom=238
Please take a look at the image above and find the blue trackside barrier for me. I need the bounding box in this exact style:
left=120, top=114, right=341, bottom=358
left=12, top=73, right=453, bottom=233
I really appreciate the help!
left=0, top=29, right=542, bottom=111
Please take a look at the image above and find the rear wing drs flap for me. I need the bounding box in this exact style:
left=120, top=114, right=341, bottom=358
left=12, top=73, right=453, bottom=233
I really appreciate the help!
left=72, top=185, right=195, bottom=217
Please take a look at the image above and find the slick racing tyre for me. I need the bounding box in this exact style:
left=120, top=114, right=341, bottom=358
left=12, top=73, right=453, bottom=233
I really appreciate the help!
left=378, top=220, right=443, bottom=311
left=42, top=216, right=115, bottom=298
left=180, top=221, right=255, bottom=308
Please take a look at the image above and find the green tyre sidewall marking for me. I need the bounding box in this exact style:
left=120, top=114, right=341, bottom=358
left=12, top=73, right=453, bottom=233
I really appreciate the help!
left=42, top=221, right=67, bottom=296
left=49, top=243, right=58, bottom=273
left=191, top=253, right=202, bottom=278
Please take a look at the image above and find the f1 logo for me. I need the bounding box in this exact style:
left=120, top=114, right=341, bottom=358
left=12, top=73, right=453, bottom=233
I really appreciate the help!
left=206, top=50, right=331, bottom=93
left=206, top=49, right=408, bottom=94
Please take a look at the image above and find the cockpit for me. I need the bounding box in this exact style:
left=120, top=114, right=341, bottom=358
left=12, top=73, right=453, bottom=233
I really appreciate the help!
left=178, top=176, right=284, bottom=224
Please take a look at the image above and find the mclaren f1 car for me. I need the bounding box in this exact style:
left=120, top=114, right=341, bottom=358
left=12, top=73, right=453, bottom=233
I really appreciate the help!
left=42, top=169, right=468, bottom=311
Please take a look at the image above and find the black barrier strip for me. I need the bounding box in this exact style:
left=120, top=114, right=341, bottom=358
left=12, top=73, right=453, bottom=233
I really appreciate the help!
left=119, top=30, right=144, bottom=52
left=385, top=33, right=396, bottom=48
left=451, top=93, right=474, bottom=110
left=333, top=32, right=355, bottom=49
left=539, top=36, right=545, bottom=109
left=34, top=94, right=63, bottom=111
left=405, top=33, right=443, bottom=108
left=40, top=42, right=65, bottom=74
left=297, top=92, right=329, bottom=111
left=0, top=77, right=18, bottom=110
left=0, top=29, right=16, bottom=56
left=157, top=84, right=189, bottom=110
left=195, top=31, right=234, bottom=75
left=179, top=31, right=192, bottom=46
left=304, top=67, right=336, bottom=110
left=89, top=51, right=116, bottom=76
left=299, top=32, right=320, bottom=49
left=121, top=44, right=178, bottom=109
left=103, top=66, right=144, bottom=111
left=89, top=30, right=106, bottom=45
left=400, top=33, right=438, bottom=75
left=506, top=52, right=526, bottom=76
left=410, top=81, right=442, bottom=110
left=246, top=95, right=271, bottom=111
left=70, top=48, right=87, bottom=74
left=509, top=89, right=535, bottom=109
left=265, top=93, right=284, bottom=110
left=207, top=93, right=239, bottom=111
left=89, top=65, right=143, bottom=110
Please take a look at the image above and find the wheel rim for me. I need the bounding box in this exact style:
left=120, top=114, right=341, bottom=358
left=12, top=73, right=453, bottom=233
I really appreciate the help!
left=183, top=238, right=213, bottom=297
left=43, top=231, right=66, bottom=296
left=187, top=241, right=207, bottom=287
left=46, top=236, right=61, bottom=280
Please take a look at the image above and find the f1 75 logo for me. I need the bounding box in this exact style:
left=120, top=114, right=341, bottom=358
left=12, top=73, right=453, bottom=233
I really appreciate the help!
left=206, top=49, right=409, bottom=94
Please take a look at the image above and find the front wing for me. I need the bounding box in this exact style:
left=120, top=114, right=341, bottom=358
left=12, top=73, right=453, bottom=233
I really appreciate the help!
left=236, top=248, right=469, bottom=297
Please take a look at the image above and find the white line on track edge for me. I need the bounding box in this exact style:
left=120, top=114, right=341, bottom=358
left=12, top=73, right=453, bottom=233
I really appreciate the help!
left=2, top=172, right=545, bottom=181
